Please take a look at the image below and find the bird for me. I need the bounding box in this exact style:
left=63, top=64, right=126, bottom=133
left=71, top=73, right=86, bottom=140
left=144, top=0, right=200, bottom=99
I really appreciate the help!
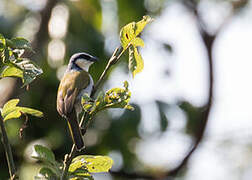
left=57, top=52, right=98, bottom=150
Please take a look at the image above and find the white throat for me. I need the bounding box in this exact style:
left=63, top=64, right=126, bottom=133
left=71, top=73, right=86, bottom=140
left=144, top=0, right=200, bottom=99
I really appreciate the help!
left=75, top=59, right=93, bottom=71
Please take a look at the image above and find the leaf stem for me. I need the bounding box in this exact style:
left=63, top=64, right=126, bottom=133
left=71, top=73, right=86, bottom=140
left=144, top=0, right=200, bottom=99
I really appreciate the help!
left=0, top=113, right=17, bottom=180
left=61, top=45, right=128, bottom=179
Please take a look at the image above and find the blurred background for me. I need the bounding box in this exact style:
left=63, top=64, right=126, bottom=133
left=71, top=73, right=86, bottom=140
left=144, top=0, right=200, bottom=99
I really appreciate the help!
left=1, top=0, right=252, bottom=179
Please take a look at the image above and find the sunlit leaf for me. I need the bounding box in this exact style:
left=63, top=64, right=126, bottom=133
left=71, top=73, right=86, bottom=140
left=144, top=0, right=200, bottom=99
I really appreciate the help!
left=135, top=15, right=153, bottom=36
left=15, top=58, right=43, bottom=86
left=32, top=145, right=56, bottom=165
left=1, top=99, right=20, bottom=120
left=70, top=155, right=113, bottom=174
left=1, top=99, right=43, bottom=121
left=70, top=176, right=94, bottom=180
left=119, top=16, right=153, bottom=77
left=0, top=33, right=6, bottom=51
left=120, top=15, right=153, bottom=49
left=18, top=107, right=43, bottom=118
left=4, top=58, right=43, bottom=86
left=133, top=47, right=144, bottom=77
left=1, top=47, right=10, bottom=63
left=131, top=37, right=144, bottom=47
left=81, top=81, right=134, bottom=115
left=128, top=46, right=136, bottom=77
left=120, top=22, right=136, bottom=49
left=0, top=66, right=23, bottom=79
left=128, top=46, right=144, bottom=78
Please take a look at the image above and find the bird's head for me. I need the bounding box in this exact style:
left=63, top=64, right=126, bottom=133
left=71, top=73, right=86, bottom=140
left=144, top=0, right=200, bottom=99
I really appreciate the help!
left=68, top=52, right=98, bottom=72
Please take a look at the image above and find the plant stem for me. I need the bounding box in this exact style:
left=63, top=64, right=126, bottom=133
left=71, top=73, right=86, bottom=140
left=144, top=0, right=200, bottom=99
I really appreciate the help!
left=0, top=114, right=17, bottom=180
left=61, top=45, right=126, bottom=180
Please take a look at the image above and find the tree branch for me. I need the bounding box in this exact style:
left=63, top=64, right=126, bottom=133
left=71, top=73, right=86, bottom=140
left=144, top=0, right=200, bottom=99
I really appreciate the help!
left=0, top=114, right=17, bottom=180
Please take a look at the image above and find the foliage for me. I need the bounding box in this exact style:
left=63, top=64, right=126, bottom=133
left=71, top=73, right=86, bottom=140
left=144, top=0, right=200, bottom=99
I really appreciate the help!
left=0, top=34, right=43, bottom=180
left=1, top=99, right=43, bottom=121
left=82, top=81, right=134, bottom=116
left=120, top=16, right=153, bottom=77
left=32, top=145, right=113, bottom=180
left=0, top=34, right=42, bottom=87
left=0, top=1, right=154, bottom=179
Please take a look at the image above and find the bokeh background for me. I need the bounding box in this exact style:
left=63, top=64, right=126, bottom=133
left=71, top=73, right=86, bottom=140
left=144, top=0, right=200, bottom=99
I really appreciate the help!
left=1, top=0, right=252, bottom=179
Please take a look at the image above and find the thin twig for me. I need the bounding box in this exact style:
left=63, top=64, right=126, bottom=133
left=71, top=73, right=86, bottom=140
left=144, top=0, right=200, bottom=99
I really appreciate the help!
left=0, top=114, right=17, bottom=180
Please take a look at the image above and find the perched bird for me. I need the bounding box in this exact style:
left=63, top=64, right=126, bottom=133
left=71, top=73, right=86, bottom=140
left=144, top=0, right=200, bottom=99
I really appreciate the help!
left=57, top=52, right=98, bottom=150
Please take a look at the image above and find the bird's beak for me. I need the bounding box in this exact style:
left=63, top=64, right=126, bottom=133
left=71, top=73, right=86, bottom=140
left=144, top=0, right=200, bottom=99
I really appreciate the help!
left=91, top=56, right=99, bottom=62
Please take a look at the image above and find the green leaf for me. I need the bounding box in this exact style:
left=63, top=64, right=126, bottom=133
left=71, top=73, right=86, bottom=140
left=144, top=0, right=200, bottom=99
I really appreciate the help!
left=18, top=107, right=43, bottom=117
left=133, top=47, right=144, bottom=77
left=128, top=46, right=144, bottom=78
left=120, top=22, right=136, bottom=49
left=131, top=37, right=144, bottom=47
left=120, top=15, right=153, bottom=49
left=1, top=99, right=21, bottom=120
left=1, top=47, right=10, bottom=63
left=1, top=99, right=43, bottom=121
left=69, top=155, right=113, bottom=174
left=135, top=15, right=153, bottom=36
left=81, top=81, right=134, bottom=115
left=120, top=16, right=152, bottom=77
left=32, top=145, right=56, bottom=165
left=0, top=34, right=6, bottom=51
left=128, top=46, right=136, bottom=77
left=8, top=58, right=43, bottom=86
left=8, top=37, right=33, bottom=52
left=0, top=66, right=23, bottom=79
left=70, top=177, right=94, bottom=180
left=38, top=167, right=57, bottom=179
left=15, top=58, right=43, bottom=86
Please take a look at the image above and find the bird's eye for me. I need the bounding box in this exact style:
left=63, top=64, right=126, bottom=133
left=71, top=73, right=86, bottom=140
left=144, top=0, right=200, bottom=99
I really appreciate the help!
left=79, top=54, right=91, bottom=60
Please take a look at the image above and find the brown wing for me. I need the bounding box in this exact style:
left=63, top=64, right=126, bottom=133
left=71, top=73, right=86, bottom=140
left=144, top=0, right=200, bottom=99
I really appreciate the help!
left=57, top=70, right=90, bottom=117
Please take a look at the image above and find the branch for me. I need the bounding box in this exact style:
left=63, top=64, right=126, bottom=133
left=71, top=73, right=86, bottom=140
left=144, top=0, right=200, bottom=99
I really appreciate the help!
left=60, top=46, right=126, bottom=180
left=167, top=0, right=223, bottom=177
left=0, top=114, right=17, bottom=180
left=111, top=0, right=237, bottom=179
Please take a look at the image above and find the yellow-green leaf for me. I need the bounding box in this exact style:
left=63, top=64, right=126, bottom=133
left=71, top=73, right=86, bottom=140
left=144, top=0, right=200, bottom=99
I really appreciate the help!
left=132, top=47, right=144, bottom=77
left=1, top=99, right=20, bottom=118
left=18, top=107, right=43, bottom=118
left=0, top=33, right=6, bottom=51
left=3, top=111, right=22, bottom=121
left=128, top=46, right=136, bottom=76
left=131, top=37, right=144, bottom=47
left=70, top=155, right=113, bottom=174
left=135, top=15, right=153, bottom=36
left=1, top=98, right=43, bottom=121
left=81, top=82, right=133, bottom=115
left=0, top=66, right=23, bottom=79
left=120, top=15, right=153, bottom=49
left=120, top=22, right=136, bottom=49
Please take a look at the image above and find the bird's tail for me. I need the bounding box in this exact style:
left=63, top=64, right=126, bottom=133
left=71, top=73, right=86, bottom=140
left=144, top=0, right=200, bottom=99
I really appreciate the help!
left=66, top=111, right=84, bottom=151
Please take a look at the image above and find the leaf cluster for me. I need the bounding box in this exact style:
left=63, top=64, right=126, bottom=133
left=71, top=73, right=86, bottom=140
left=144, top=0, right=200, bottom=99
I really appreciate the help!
left=0, top=34, right=42, bottom=86
left=1, top=99, right=43, bottom=121
left=81, top=81, right=134, bottom=116
left=32, top=145, right=113, bottom=180
left=120, top=16, right=153, bottom=77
